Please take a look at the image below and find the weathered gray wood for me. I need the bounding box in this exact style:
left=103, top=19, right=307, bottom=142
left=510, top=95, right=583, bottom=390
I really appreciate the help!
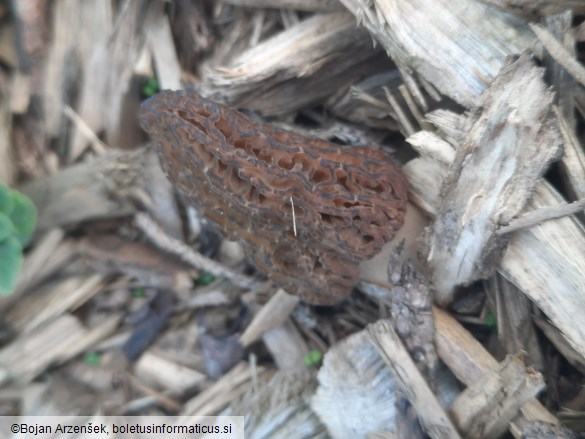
left=311, top=330, right=399, bottom=438
left=425, top=55, right=563, bottom=303
left=536, top=13, right=585, bottom=201
left=404, top=148, right=585, bottom=364
left=326, top=71, right=403, bottom=130
left=201, top=12, right=386, bottom=115
left=19, top=150, right=141, bottom=232
left=481, top=0, right=585, bottom=16
left=433, top=307, right=558, bottom=426
left=339, top=0, right=534, bottom=108
left=222, top=0, right=344, bottom=12
left=450, top=355, right=544, bottom=439
left=485, top=274, right=544, bottom=370
left=0, top=74, right=14, bottom=185
left=232, top=371, right=327, bottom=439
left=368, top=321, right=462, bottom=439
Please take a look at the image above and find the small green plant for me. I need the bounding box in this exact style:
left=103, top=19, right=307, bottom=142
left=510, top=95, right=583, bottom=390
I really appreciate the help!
left=304, top=349, right=323, bottom=367
left=84, top=351, right=102, bottom=366
left=196, top=271, right=216, bottom=287
left=484, top=310, right=497, bottom=333
left=142, top=77, right=160, bottom=98
left=0, top=183, right=37, bottom=295
left=131, top=287, right=146, bottom=298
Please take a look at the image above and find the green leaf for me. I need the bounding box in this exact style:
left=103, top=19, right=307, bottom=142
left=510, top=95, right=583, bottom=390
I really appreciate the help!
left=0, top=235, right=23, bottom=295
left=0, top=212, right=15, bottom=241
left=0, top=183, right=15, bottom=216
left=7, top=190, right=37, bottom=246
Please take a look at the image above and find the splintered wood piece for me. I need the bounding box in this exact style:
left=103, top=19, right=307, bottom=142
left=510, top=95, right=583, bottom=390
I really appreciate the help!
left=179, top=362, right=269, bottom=418
left=140, top=90, right=407, bottom=304
left=78, top=234, right=194, bottom=289
left=261, top=320, right=309, bottom=372
left=200, top=12, right=386, bottom=115
left=231, top=371, right=324, bottom=438
left=311, top=330, right=399, bottom=437
left=406, top=152, right=585, bottom=372
left=481, top=0, right=585, bottom=16
left=486, top=274, right=544, bottom=371
left=339, top=0, right=533, bottom=108
left=19, top=150, right=142, bottom=232
left=367, top=321, right=462, bottom=439
left=425, top=54, right=563, bottom=303
left=433, top=307, right=558, bottom=427
left=531, top=23, right=585, bottom=88
left=450, top=355, right=545, bottom=439
left=0, top=313, right=122, bottom=383
left=220, top=0, right=344, bottom=11
left=134, top=351, right=207, bottom=393
left=239, top=289, right=299, bottom=347
left=0, top=71, right=15, bottom=185
left=145, top=9, right=181, bottom=91
left=9, top=274, right=104, bottom=334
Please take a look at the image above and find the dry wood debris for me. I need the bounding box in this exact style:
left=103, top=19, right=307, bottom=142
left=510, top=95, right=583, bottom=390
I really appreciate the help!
left=425, top=54, right=563, bottom=303
left=1, top=1, right=585, bottom=438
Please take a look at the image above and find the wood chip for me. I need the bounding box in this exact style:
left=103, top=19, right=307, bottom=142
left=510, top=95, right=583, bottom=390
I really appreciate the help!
left=425, top=54, right=563, bottom=302
left=239, top=288, right=299, bottom=347
left=201, top=12, right=384, bottom=115
left=450, top=354, right=545, bottom=439
left=368, top=320, right=462, bottom=439
left=340, top=0, right=533, bottom=107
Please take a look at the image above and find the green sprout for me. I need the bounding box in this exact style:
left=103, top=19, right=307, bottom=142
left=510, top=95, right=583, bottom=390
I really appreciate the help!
left=131, top=287, right=146, bottom=298
left=304, top=349, right=323, bottom=367
left=484, top=310, right=497, bottom=332
left=0, top=183, right=37, bottom=295
left=142, top=77, right=160, bottom=98
left=84, top=351, right=102, bottom=366
left=196, top=272, right=216, bottom=287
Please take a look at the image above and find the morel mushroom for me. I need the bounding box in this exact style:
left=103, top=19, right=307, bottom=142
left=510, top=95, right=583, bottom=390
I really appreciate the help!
left=140, top=90, right=407, bottom=304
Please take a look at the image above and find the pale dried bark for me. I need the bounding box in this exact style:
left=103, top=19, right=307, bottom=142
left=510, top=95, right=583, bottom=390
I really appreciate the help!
left=0, top=74, right=14, bottom=184
left=221, top=0, right=344, bottom=12
left=481, top=0, right=585, bottom=16
left=450, top=355, right=545, bottom=439
left=339, top=0, right=533, bottom=108
left=0, top=313, right=122, bottom=383
left=232, top=371, right=327, bottom=439
left=485, top=274, right=544, bottom=370
left=201, top=12, right=387, bottom=115
left=134, top=351, right=207, bottom=393
left=406, top=152, right=585, bottom=364
left=19, top=150, right=141, bottom=231
left=326, top=71, right=403, bottom=130
left=311, top=331, right=399, bottom=438
left=5, top=274, right=104, bottom=333
left=425, top=55, right=563, bottom=302
left=43, top=0, right=111, bottom=139
left=261, top=320, right=310, bottom=372
left=239, top=289, right=300, bottom=347
left=180, top=362, right=270, bottom=417
left=145, top=9, right=181, bottom=91
left=69, top=0, right=154, bottom=157
left=368, top=321, right=462, bottom=439
left=433, top=307, right=559, bottom=427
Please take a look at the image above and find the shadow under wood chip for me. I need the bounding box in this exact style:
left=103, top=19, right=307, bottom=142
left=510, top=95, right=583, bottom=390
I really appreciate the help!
left=197, top=306, right=248, bottom=379
left=122, top=290, right=176, bottom=361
